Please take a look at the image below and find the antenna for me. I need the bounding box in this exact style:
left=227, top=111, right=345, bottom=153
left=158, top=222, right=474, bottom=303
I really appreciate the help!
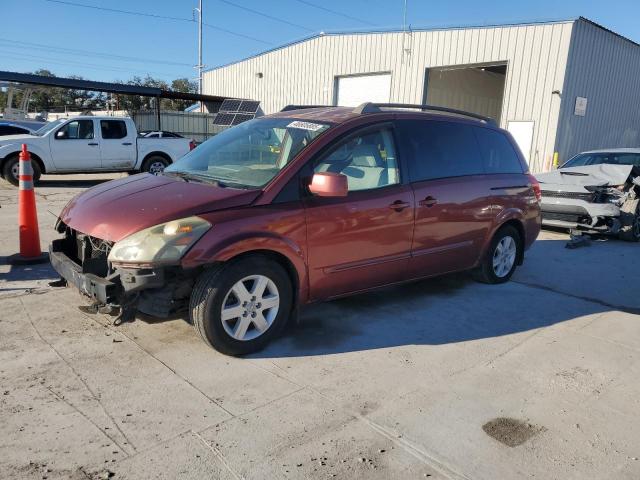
left=194, top=0, right=204, bottom=112
left=402, top=0, right=408, bottom=32
left=401, top=0, right=411, bottom=59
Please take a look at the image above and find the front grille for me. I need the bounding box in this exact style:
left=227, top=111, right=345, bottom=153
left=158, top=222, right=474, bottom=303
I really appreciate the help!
left=541, top=190, right=595, bottom=202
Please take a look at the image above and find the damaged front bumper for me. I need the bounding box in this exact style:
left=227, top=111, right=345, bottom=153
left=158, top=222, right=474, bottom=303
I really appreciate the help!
left=540, top=197, right=621, bottom=233
left=49, top=234, right=194, bottom=320
left=49, top=245, right=119, bottom=304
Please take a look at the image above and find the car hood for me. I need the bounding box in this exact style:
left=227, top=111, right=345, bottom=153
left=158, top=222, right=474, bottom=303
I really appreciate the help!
left=59, top=173, right=261, bottom=242
left=0, top=133, right=38, bottom=143
left=535, top=164, right=636, bottom=192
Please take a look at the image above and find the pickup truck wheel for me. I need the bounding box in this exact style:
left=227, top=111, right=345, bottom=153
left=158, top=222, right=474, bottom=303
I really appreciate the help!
left=2, top=155, right=19, bottom=186
left=190, top=257, right=293, bottom=356
left=619, top=199, right=640, bottom=242
left=2, top=154, right=41, bottom=186
left=142, top=155, right=169, bottom=175
left=473, top=225, right=521, bottom=284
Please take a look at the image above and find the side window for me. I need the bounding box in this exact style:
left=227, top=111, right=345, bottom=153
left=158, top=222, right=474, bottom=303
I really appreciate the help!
left=397, top=120, right=483, bottom=182
left=314, top=128, right=399, bottom=192
left=56, top=120, right=94, bottom=140
left=474, top=127, right=524, bottom=174
left=101, top=120, right=127, bottom=139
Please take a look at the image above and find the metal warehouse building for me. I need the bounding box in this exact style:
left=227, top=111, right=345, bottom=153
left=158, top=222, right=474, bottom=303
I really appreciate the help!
left=203, top=17, right=640, bottom=173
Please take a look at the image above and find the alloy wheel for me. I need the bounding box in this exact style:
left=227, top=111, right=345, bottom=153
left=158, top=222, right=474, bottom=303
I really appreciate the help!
left=220, top=275, right=280, bottom=341
left=493, top=235, right=517, bottom=278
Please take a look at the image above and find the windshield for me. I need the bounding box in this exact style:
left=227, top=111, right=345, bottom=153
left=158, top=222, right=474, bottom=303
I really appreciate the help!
left=165, top=118, right=331, bottom=188
left=562, top=152, right=640, bottom=168
left=35, top=119, right=66, bottom=136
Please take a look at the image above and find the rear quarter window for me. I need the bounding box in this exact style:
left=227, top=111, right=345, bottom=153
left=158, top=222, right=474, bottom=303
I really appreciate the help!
left=396, top=119, right=484, bottom=182
left=0, top=125, right=28, bottom=135
left=474, top=127, right=524, bottom=174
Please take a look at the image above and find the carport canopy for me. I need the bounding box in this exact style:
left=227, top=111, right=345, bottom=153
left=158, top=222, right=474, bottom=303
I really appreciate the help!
left=0, top=70, right=237, bottom=128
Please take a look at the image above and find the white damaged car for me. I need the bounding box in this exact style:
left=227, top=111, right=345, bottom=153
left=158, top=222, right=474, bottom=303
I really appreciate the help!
left=535, top=149, right=640, bottom=241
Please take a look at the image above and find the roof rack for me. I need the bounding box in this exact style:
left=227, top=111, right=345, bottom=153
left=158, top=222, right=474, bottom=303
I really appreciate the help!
left=353, top=102, right=496, bottom=124
left=280, top=104, right=331, bottom=112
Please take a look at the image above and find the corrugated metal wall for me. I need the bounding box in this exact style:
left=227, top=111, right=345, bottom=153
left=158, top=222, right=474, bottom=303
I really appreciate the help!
left=555, top=19, right=640, bottom=163
left=204, top=21, right=575, bottom=172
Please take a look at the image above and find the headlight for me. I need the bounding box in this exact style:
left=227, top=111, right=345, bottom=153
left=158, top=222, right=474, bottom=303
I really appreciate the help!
left=108, top=216, right=211, bottom=265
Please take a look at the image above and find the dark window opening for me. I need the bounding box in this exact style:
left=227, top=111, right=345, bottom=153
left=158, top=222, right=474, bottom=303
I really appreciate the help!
left=101, top=120, right=127, bottom=139
left=397, top=120, right=484, bottom=182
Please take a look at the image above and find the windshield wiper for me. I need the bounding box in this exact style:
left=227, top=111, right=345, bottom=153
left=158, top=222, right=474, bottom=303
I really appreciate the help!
left=204, top=175, right=254, bottom=189
left=163, top=170, right=231, bottom=187
left=560, top=171, right=589, bottom=176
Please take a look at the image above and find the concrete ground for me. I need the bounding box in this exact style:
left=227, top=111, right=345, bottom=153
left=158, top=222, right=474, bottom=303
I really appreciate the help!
left=1, top=173, right=639, bottom=480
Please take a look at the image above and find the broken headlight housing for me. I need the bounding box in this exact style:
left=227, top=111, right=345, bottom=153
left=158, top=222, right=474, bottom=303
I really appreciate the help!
left=108, top=216, right=211, bottom=265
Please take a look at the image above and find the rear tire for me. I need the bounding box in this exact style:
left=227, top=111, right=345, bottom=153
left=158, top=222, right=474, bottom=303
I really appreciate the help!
left=190, top=257, right=293, bottom=356
left=473, top=225, right=522, bottom=284
left=141, top=155, right=169, bottom=175
left=619, top=199, right=640, bottom=242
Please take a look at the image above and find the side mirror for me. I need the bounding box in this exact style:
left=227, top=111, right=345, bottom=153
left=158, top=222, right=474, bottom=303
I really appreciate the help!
left=55, top=130, right=67, bottom=139
left=309, top=172, right=348, bottom=197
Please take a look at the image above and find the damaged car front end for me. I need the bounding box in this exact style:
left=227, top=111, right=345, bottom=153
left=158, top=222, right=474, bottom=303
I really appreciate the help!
left=536, top=163, right=640, bottom=241
left=49, top=216, right=210, bottom=323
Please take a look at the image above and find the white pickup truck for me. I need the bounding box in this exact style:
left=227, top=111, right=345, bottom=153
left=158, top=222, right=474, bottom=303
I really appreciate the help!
left=0, top=116, right=195, bottom=185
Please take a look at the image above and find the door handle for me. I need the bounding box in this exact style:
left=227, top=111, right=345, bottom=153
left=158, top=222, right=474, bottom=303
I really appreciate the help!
left=419, top=196, right=438, bottom=207
left=389, top=200, right=411, bottom=211
left=87, top=142, right=99, bottom=146
left=122, top=142, right=133, bottom=145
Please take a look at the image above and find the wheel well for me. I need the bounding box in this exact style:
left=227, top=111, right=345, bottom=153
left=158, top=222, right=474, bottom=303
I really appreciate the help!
left=30, top=153, right=45, bottom=174
left=1, top=152, right=45, bottom=174
left=499, top=219, right=525, bottom=265
left=225, top=249, right=300, bottom=308
left=143, top=151, right=172, bottom=165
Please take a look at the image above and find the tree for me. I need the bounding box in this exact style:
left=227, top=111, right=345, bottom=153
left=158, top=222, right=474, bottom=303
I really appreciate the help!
left=169, top=78, right=198, bottom=111
left=115, top=76, right=197, bottom=113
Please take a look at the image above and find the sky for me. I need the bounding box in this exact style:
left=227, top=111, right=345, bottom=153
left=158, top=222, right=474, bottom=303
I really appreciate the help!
left=1, top=0, right=640, bottom=85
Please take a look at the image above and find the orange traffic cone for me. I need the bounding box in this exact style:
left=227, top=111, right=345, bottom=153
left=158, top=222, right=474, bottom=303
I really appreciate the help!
left=9, top=144, right=48, bottom=265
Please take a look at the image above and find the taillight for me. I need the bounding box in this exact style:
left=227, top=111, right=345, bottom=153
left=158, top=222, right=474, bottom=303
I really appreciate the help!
left=189, top=140, right=196, bottom=151
left=528, top=173, right=541, bottom=202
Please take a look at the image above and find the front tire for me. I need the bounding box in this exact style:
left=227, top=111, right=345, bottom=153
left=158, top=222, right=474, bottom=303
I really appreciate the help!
left=2, top=155, right=42, bottom=186
left=190, top=257, right=293, bottom=356
left=473, top=225, right=521, bottom=284
left=2, top=155, right=19, bottom=186
left=141, top=155, right=169, bottom=175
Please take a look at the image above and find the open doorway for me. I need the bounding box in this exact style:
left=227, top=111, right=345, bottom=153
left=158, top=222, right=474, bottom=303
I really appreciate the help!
left=423, top=64, right=507, bottom=123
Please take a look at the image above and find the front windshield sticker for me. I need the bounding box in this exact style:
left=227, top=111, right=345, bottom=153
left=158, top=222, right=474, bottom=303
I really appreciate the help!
left=287, top=120, right=325, bottom=132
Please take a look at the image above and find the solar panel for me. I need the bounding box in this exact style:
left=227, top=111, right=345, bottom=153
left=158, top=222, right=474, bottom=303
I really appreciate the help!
left=215, top=99, right=261, bottom=126
left=213, top=113, right=235, bottom=126
left=219, top=99, right=242, bottom=112
left=231, top=113, right=254, bottom=125
left=238, top=100, right=260, bottom=113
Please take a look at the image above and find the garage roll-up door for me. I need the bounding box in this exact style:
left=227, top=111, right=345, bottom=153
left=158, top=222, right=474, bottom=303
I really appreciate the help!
left=336, top=73, right=391, bottom=107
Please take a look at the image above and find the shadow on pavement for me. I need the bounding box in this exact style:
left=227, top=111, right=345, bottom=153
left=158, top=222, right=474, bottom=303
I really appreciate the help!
left=37, top=178, right=110, bottom=189
left=252, top=237, right=638, bottom=358
left=0, top=257, right=58, bottom=283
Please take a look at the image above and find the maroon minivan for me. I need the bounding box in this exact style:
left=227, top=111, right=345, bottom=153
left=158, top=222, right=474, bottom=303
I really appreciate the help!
left=50, top=103, right=541, bottom=355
